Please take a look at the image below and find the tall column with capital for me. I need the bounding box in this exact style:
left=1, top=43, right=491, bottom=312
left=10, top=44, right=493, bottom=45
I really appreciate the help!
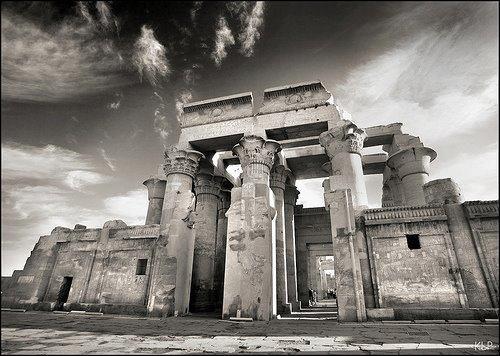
left=270, top=164, right=291, bottom=315
left=143, top=176, right=167, bottom=224
left=190, top=165, right=224, bottom=312
left=320, top=120, right=367, bottom=322
left=319, top=119, right=368, bottom=211
left=214, top=187, right=231, bottom=310
left=284, top=182, right=300, bottom=311
left=387, top=146, right=437, bottom=206
left=147, top=147, right=204, bottom=317
left=222, top=135, right=281, bottom=321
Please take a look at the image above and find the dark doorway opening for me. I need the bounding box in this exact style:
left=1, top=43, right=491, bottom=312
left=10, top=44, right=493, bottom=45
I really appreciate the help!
left=55, top=276, right=73, bottom=311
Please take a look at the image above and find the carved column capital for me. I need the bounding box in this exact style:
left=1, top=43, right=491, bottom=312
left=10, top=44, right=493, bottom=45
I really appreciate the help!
left=284, top=185, right=300, bottom=206
left=232, top=135, right=281, bottom=180
left=163, top=146, right=205, bottom=178
left=143, top=176, right=167, bottom=199
left=319, top=120, right=367, bottom=158
left=387, top=146, right=437, bottom=179
left=270, top=165, right=289, bottom=191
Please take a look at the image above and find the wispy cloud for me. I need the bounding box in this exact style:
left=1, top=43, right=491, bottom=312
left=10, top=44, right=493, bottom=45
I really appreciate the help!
left=190, top=1, right=203, bottom=24
left=1, top=9, right=128, bottom=103
left=152, top=91, right=170, bottom=140
left=96, top=1, right=120, bottom=34
left=238, top=1, right=265, bottom=57
left=99, top=148, right=117, bottom=172
left=1, top=142, right=110, bottom=191
left=107, top=91, right=123, bottom=110
left=1, top=141, right=146, bottom=274
left=211, top=16, right=235, bottom=67
left=132, top=25, right=170, bottom=87
left=175, top=90, right=193, bottom=119
left=336, top=1, right=498, bottom=202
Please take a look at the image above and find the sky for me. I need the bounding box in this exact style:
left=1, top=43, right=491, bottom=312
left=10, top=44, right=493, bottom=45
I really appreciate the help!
left=1, top=1, right=498, bottom=276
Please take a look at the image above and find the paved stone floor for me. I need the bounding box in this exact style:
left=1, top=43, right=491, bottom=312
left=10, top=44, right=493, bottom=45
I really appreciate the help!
left=1, top=311, right=498, bottom=354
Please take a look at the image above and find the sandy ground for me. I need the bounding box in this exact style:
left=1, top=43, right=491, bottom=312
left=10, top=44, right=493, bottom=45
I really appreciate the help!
left=1, top=311, right=499, bottom=354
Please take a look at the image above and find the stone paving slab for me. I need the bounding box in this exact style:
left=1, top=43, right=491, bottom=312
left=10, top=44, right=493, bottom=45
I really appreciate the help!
left=1, top=311, right=499, bottom=354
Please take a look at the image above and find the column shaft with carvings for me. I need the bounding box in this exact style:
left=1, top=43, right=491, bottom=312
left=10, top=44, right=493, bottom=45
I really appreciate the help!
left=143, top=177, right=167, bottom=224
left=214, top=188, right=231, bottom=310
left=319, top=120, right=368, bottom=211
left=382, top=166, right=405, bottom=207
left=190, top=167, right=223, bottom=312
left=147, top=147, right=204, bottom=317
left=284, top=183, right=300, bottom=311
left=270, top=165, right=291, bottom=315
left=323, top=182, right=367, bottom=322
left=387, top=146, right=436, bottom=206
left=222, top=135, right=281, bottom=321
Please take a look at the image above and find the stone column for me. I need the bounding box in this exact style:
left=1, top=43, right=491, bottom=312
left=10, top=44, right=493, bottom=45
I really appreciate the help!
left=284, top=183, right=300, bottom=311
left=214, top=187, right=231, bottom=311
left=270, top=164, right=291, bottom=315
left=382, top=166, right=405, bottom=207
left=387, top=146, right=437, bottom=206
left=143, top=176, right=167, bottom=225
left=423, top=178, right=462, bottom=205
left=323, top=183, right=366, bottom=322
left=190, top=166, right=224, bottom=312
left=222, top=135, right=281, bottom=321
left=147, top=147, right=204, bottom=317
left=319, top=120, right=368, bottom=211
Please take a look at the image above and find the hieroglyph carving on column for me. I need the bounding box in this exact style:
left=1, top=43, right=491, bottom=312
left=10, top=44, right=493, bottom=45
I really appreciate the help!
left=284, top=185, right=300, bottom=206
left=270, top=164, right=288, bottom=191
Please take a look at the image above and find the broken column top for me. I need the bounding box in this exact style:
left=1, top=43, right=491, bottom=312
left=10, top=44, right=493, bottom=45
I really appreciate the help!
left=180, top=92, right=253, bottom=128
left=258, top=80, right=333, bottom=115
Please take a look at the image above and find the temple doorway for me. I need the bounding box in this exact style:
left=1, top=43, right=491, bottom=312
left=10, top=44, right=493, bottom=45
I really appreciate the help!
left=306, top=243, right=337, bottom=308
left=55, top=276, right=73, bottom=311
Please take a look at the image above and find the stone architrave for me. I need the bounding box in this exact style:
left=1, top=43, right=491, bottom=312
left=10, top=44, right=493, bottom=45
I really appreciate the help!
left=214, top=187, right=231, bottom=310
left=323, top=183, right=367, bottom=322
left=222, top=135, right=281, bottom=321
left=319, top=120, right=368, bottom=211
left=190, top=166, right=224, bottom=312
left=147, top=147, right=204, bottom=317
left=143, top=176, right=167, bottom=225
left=270, top=164, right=291, bottom=315
left=387, top=146, right=437, bottom=206
left=284, top=182, right=300, bottom=311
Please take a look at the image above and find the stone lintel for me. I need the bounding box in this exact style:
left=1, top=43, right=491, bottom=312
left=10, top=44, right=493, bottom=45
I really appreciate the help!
left=180, top=92, right=253, bottom=128
left=363, top=205, right=448, bottom=226
left=259, top=80, right=333, bottom=115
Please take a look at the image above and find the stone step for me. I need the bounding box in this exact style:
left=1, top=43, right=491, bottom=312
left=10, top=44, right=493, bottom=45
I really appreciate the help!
left=300, top=308, right=338, bottom=313
left=279, top=315, right=338, bottom=320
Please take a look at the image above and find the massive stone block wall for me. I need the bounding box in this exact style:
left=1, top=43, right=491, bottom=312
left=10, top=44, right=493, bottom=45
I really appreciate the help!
left=364, top=206, right=461, bottom=307
left=2, top=223, right=161, bottom=313
left=363, top=202, right=499, bottom=310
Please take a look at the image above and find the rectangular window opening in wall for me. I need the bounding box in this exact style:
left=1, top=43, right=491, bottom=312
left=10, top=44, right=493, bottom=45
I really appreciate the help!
left=136, top=259, right=148, bottom=275
left=406, top=234, right=421, bottom=250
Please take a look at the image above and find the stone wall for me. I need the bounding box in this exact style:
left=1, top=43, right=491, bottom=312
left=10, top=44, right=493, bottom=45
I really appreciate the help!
left=2, top=223, right=160, bottom=313
left=364, top=206, right=462, bottom=308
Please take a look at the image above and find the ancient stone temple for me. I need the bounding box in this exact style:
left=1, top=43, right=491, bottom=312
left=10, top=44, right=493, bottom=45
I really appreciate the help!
left=3, top=81, right=498, bottom=322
